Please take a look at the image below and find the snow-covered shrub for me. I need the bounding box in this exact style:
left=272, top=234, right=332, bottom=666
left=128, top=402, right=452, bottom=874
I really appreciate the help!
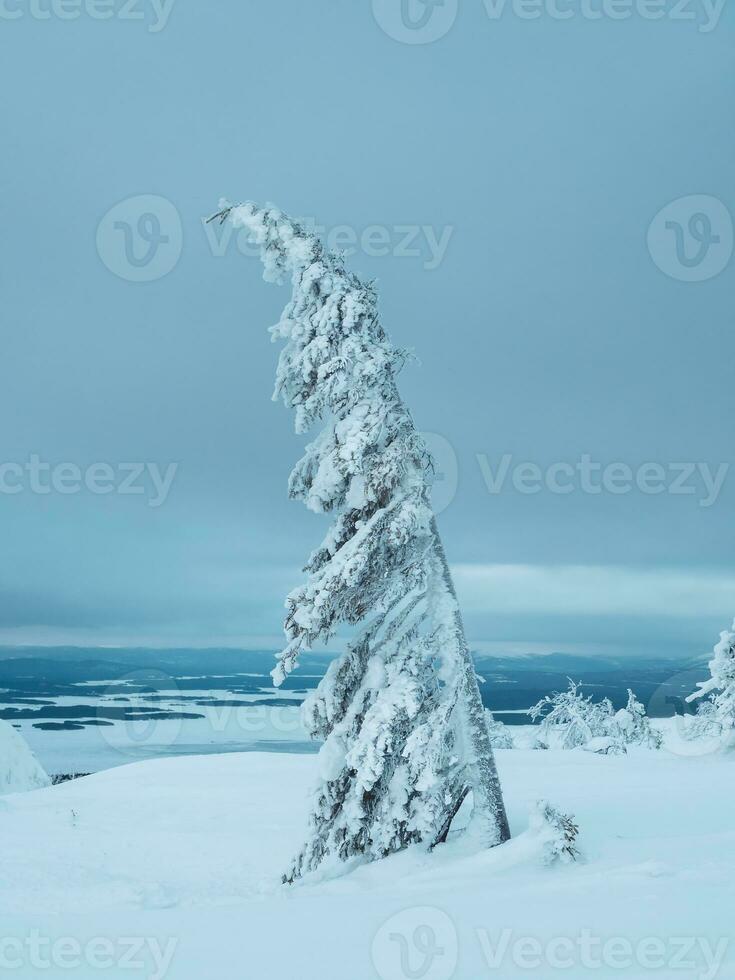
left=0, top=720, right=50, bottom=795
left=683, top=696, right=723, bottom=740
left=212, top=201, right=510, bottom=881
left=687, top=621, right=735, bottom=747
left=583, top=736, right=626, bottom=756
left=612, top=690, right=662, bottom=750
left=528, top=680, right=616, bottom=750
left=530, top=800, right=580, bottom=866
left=511, top=728, right=549, bottom=750
left=530, top=681, right=659, bottom=753
left=484, top=711, right=513, bottom=749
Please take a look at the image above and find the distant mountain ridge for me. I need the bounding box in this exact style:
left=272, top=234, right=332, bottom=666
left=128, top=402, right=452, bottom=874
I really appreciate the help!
left=0, top=646, right=708, bottom=722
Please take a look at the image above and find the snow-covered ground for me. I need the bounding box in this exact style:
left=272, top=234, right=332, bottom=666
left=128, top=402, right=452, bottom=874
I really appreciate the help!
left=1, top=727, right=734, bottom=979
left=0, top=718, right=50, bottom=795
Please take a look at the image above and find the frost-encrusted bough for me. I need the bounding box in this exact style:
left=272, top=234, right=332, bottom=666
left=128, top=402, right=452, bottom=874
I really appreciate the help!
left=211, top=201, right=510, bottom=880
left=687, top=620, right=735, bottom=745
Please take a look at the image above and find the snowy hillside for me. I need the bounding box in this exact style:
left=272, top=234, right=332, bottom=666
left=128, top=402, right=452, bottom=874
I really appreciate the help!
left=0, top=732, right=733, bottom=979
left=0, top=718, right=50, bottom=795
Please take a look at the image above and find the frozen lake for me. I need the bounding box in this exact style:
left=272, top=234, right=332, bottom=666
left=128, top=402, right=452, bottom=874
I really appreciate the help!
left=0, top=646, right=702, bottom=775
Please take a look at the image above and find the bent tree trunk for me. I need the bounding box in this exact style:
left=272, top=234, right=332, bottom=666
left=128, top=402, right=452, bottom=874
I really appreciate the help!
left=431, top=519, right=511, bottom=846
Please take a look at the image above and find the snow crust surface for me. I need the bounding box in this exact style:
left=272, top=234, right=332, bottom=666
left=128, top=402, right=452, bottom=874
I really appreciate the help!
left=1, top=727, right=734, bottom=978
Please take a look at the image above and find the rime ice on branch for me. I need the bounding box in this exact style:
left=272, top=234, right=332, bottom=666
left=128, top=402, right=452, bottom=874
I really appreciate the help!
left=688, top=621, right=735, bottom=742
left=212, top=201, right=510, bottom=880
left=529, top=680, right=661, bottom=753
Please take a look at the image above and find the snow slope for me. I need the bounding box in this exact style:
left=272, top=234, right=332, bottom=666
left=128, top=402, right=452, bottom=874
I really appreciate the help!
left=0, top=718, right=50, bottom=795
left=0, top=740, right=733, bottom=979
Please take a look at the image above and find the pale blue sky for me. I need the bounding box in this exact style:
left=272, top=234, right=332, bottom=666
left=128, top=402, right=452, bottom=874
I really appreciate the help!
left=1, top=1, right=733, bottom=657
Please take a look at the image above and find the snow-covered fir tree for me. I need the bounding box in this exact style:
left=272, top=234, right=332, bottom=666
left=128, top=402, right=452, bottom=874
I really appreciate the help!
left=687, top=620, right=735, bottom=747
left=613, top=690, right=662, bottom=750
left=530, top=800, right=580, bottom=866
left=211, top=201, right=510, bottom=880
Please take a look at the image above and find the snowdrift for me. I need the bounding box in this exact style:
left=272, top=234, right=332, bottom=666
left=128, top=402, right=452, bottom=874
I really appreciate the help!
left=0, top=717, right=50, bottom=795
left=0, top=738, right=733, bottom=979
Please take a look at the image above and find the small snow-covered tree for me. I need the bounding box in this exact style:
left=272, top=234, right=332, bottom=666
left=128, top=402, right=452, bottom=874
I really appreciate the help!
left=683, top=696, right=722, bottom=740
left=612, top=690, right=662, bottom=750
left=529, top=680, right=613, bottom=750
left=211, top=201, right=510, bottom=880
left=687, top=621, right=735, bottom=746
left=485, top=711, right=514, bottom=749
left=530, top=800, right=580, bottom=866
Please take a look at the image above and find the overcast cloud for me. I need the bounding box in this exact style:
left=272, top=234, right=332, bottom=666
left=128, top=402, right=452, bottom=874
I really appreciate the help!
left=1, top=3, right=733, bottom=659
